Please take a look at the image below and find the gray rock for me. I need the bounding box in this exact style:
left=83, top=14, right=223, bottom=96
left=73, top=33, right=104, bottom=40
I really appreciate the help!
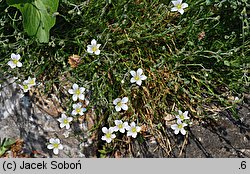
left=0, top=79, right=87, bottom=158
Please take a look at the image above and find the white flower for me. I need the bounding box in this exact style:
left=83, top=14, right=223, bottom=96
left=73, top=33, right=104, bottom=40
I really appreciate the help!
left=113, top=120, right=129, bottom=133
left=57, top=113, right=73, bottom=129
left=126, top=122, right=141, bottom=138
left=113, top=97, right=128, bottom=112
left=7, top=53, right=22, bottom=69
left=130, top=68, right=147, bottom=86
left=24, top=76, right=36, bottom=87
left=68, top=83, right=85, bottom=101
left=19, top=81, right=31, bottom=93
left=101, top=127, right=116, bottom=143
left=171, top=119, right=188, bottom=135
left=87, top=39, right=101, bottom=55
left=176, top=110, right=190, bottom=122
left=47, top=138, right=63, bottom=155
left=171, top=0, right=188, bottom=15
left=71, top=102, right=87, bottom=116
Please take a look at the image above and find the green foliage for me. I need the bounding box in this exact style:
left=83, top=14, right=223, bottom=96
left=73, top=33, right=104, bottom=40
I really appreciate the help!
left=0, top=138, right=16, bottom=157
left=0, top=0, right=249, bottom=156
left=98, top=146, right=114, bottom=158
left=6, top=0, right=35, bottom=5
left=6, top=0, right=59, bottom=43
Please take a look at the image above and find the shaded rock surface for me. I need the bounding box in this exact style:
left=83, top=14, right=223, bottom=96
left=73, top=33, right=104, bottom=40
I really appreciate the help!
left=130, top=96, right=250, bottom=158
left=0, top=79, right=249, bottom=158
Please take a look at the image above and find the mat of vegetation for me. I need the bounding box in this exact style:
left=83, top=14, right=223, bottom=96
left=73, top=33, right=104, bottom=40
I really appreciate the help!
left=0, top=0, right=249, bottom=158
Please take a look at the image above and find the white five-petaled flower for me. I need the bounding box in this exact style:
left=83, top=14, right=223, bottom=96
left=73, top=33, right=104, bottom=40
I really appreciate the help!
left=101, top=127, right=116, bottom=143
left=57, top=113, right=73, bottom=129
left=130, top=68, right=147, bottom=86
left=87, top=39, right=101, bottom=55
left=7, top=53, right=22, bottom=69
left=113, top=120, right=129, bottom=133
left=113, top=97, right=128, bottom=112
left=171, top=0, right=188, bottom=15
left=24, top=76, right=36, bottom=87
left=47, top=138, right=63, bottom=155
left=68, top=83, right=85, bottom=101
left=126, top=122, right=141, bottom=138
left=19, top=81, right=31, bottom=93
left=171, top=119, right=188, bottom=135
left=71, top=102, right=87, bottom=116
left=176, top=110, right=190, bottom=122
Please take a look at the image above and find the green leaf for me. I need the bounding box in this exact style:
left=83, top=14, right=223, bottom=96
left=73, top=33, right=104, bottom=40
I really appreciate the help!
left=7, top=0, right=59, bottom=43
left=98, top=149, right=107, bottom=154
left=0, top=147, right=8, bottom=157
left=3, top=138, right=16, bottom=147
left=6, top=0, right=35, bottom=5
left=0, top=138, right=16, bottom=157
left=224, top=60, right=230, bottom=66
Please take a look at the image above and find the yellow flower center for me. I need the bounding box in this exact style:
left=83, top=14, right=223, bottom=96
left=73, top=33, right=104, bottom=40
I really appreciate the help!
left=177, top=4, right=182, bottom=9
left=23, top=85, right=29, bottom=90
left=53, top=143, right=59, bottom=148
left=106, top=133, right=111, bottom=138
left=178, top=124, right=183, bottom=129
left=117, top=102, right=122, bottom=107
left=75, top=89, right=81, bottom=95
left=180, top=114, right=184, bottom=120
left=132, top=127, right=137, bottom=133
left=92, top=46, right=98, bottom=52
left=13, top=59, right=18, bottom=64
left=76, top=108, right=81, bottom=113
left=63, top=119, right=69, bottom=124
left=134, top=75, right=140, bottom=81
left=118, top=124, right=123, bottom=129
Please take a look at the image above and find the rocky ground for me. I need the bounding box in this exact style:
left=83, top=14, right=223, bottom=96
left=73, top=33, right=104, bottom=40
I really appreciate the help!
left=0, top=79, right=249, bottom=158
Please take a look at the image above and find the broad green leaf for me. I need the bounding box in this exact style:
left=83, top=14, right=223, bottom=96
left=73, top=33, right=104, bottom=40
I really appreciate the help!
left=6, top=0, right=35, bottom=5
left=7, top=0, right=59, bottom=43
